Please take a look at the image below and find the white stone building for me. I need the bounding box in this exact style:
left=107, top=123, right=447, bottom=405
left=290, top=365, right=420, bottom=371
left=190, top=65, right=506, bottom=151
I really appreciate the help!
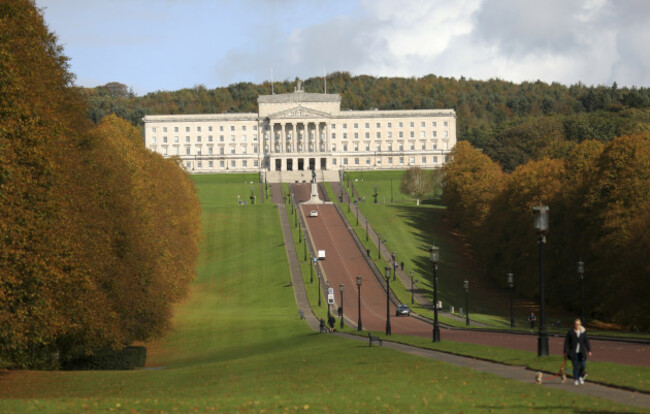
left=143, top=84, right=456, bottom=182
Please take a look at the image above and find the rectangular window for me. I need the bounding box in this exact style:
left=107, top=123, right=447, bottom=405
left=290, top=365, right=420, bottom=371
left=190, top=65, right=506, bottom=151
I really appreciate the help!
left=174, top=127, right=179, bottom=132
left=443, top=131, right=449, bottom=138
left=208, top=135, right=213, bottom=142
left=399, top=122, right=403, bottom=128
left=365, top=123, right=370, bottom=128
left=174, top=147, right=179, bottom=155
left=410, top=143, right=415, bottom=150
left=433, top=156, right=438, bottom=163
left=354, top=132, right=359, bottom=139
left=432, top=122, right=437, bottom=127
left=220, top=135, right=225, bottom=141
left=399, top=144, right=404, bottom=151
left=421, top=131, right=426, bottom=138
left=354, top=144, right=359, bottom=151
left=410, top=122, right=414, bottom=127
left=231, top=147, right=235, bottom=154
left=399, top=131, right=403, bottom=138
left=163, top=147, right=168, bottom=155
left=186, top=127, right=190, bottom=132
left=354, top=158, right=359, bottom=165
left=332, top=144, right=337, bottom=151
left=366, top=158, right=370, bottom=165
left=332, top=133, right=336, bottom=139
left=242, top=160, right=247, bottom=167
left=365, top=144, right=370, bottom=151
left=197, top=126, right=202, bottom=132
left=354, top=123, right=358, bottom=129
left=388, top=143, right=393, bottom=151
left=387, top=122, right=392, bottom=128
left=231, top=160, right=236, bottom=167
left=387, top=132, right=392, bottom=138
left=197, top=161, right=202, bottom=168
left=253, top=145, right=258, bottom=153
left=376, top=122, right=381, bottom=128
left=421, top=122, right=426, bottom=127
left=333, top=158, right=337, bottom=165
left=220, top=160, right=225, bottom=168
left=242, top=145, right=247, bottom=154
left=254, top=160, right=259, bottom=167
left=242, top=125, right=246, bottom=131
left=242, top=135, right=247, bottom=142
left=186, top=161, right=191, bottom=168
left=410, top=131, right=415, bottom=138
left=343, top=158, right=348, bottom=165
left=343, top=144, right=348, bottom=151
left=197, top=147, right=202, bottom=156
left=388, top=157, right=393, bottom=164
left=410, top=157, right=415, bottom=164
left=208, top=126, right=213, bottom=132
left=209, top=147, right=213, bottom=155
left=421, top=142, right=426, bottom=150
left=343, top=133, right=348, bottom=139
left=331, top=123, right=336, bottom=129
left=231, top=126, right=235, bottom=131
left=343, top=123, right=347, bottom=129
left=253, top=125, right=258, bottom=131
left=185, top=147, right=190, bottom=155
left=185, top=136, right=190, bottom=143
left=376, top=144, right=381, bottom=151
left=209, top=160, right=214, bottom=167
left=443, top=121, right=448, bottom=127
left=365, top=132, right=370, bottom=139
left=253, top=134, right=258, bottom=141
left=231, top=135, right=236, bottom=141
left=376, top=158, right=382, bottom=165
left=220, top=126, right=224, bottom=131
left=376, top=132, right=381, bottom=138
left=432, top=131, right=437, bottom=138
left=197, top=136, right=202, bottom=142
left=422, top=156, right=426, bottom=163
left=174, top=136, right=179, bottom=143
left=399, top=157, right=404, bottom=164
left=163, top=127, right=168, bottom=133
left=151, top=137, right=157, bottom=144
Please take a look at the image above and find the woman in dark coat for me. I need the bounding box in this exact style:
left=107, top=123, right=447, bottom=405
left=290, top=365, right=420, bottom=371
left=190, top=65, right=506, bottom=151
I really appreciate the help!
left=564, top=319, right=592, bottom=385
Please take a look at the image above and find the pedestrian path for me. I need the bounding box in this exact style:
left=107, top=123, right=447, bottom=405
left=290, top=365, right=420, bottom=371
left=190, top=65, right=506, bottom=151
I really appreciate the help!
left=337, top=332, right=650, bottom=409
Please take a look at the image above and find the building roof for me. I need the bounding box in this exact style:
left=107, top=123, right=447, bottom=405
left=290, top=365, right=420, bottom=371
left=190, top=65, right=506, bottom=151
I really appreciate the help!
left=258, top=90, right=341, bottom=104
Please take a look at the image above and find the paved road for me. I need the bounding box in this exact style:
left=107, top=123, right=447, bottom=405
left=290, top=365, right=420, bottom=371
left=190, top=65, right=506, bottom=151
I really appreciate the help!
left=292, top=183, right=650, bottom=367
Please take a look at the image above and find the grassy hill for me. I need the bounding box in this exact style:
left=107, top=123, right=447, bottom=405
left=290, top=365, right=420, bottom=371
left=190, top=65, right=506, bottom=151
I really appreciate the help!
left=0, top=175, right=642, bottom=413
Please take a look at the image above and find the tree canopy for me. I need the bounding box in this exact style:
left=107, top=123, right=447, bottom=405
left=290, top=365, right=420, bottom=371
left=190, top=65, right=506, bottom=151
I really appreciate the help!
left=0, top=1, right=200, bottom=368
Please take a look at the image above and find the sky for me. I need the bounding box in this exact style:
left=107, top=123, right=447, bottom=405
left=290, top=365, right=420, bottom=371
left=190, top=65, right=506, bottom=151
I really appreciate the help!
left=36, top=0, right=650, bottom=95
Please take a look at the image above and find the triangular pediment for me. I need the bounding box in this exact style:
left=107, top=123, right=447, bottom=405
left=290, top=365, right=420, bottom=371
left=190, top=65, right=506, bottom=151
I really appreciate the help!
left=268, top=105, right=330, bottom=120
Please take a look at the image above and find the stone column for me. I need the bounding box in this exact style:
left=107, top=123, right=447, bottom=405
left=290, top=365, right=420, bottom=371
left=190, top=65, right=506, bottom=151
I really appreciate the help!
left=269, top=122, right=274, bottom=153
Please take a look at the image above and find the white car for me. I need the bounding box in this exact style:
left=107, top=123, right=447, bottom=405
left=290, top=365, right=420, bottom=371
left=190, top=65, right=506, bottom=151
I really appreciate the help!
left=309, top=210, right=318, bottom=217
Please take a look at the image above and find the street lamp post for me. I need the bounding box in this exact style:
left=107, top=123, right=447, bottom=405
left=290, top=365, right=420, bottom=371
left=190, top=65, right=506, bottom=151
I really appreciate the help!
left=377, top=233, right=382, bottom=259
left=392, top=252, right=396, bottom=281
left=430, top=246, right=440, bottom=342
left=326, top=281, right=331, bottom=321
left=298, top=220, right=302, bottom=242
left=507, top=272, right=515, bottom=328
left=533, top=204, right=550, bottom=357
left=317, top=273, right=321, bottom=307
left=294, top=205, right=297, bottom=228
left=464, top=280, right=470, bottom=326
left=310, top=257, right=314, bottom=283
left=339, top=284, right=345, bottom=329
left=385, top=266, right=392, bottom=335
left=356, top=276, right=362, bottom=331
left=578, top=261, right=585, bottom=324
left=365, top=218, right=369, bottom=241
left=355, top=200, right=359, bottom=225
left=303, top=236, right=307, bottom=261
left=410, top=271, right=415, bottom=305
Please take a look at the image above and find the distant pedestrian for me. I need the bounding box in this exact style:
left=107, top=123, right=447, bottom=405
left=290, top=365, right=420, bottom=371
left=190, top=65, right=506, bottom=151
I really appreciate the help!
left=319, top=318, right=327, bottom=334
left=564, top=319, right=592, bottom=385
left=328, top=315, right=335, bottom=332
left=528, top=312, right=537, bottom=333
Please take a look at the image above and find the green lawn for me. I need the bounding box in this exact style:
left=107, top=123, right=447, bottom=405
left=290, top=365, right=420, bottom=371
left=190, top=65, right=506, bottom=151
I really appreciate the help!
left=0, top=174, right=644, bottom=413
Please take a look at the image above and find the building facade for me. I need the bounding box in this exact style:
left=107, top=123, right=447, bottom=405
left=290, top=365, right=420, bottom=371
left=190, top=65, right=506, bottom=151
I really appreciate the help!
left=142, top=84, right=456, bottom=180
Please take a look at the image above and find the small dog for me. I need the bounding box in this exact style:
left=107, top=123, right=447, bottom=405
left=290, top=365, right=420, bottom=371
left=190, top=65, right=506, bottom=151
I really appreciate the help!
left=560, top=368, right=567, bottom=384
left=535, top=371, right=543, bottom=384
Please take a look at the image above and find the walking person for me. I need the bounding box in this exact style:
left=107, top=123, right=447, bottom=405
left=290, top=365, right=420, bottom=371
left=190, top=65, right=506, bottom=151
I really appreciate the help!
left=564, top=319, right=592, bottom=385
left=528, top=312, right=537, bottom=333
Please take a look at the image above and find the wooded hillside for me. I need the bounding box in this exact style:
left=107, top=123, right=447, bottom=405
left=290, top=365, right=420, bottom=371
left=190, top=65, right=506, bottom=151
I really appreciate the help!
left=82, top=74, right=650, bottom=171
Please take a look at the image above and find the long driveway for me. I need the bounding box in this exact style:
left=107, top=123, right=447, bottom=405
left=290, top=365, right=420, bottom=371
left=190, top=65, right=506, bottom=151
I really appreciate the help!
left=292, top=183, right=649, bottom=367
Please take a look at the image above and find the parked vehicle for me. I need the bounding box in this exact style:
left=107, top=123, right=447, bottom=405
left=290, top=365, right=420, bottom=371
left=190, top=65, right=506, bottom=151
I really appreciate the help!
left=309, top=210, right=318, bottom=217
left=396, top=304, right=410, bottom=316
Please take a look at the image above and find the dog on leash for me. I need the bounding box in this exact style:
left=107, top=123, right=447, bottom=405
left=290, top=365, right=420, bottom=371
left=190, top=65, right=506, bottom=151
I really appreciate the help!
left=560, top=367, right=567, bottom=384
left=535, top=371, right=543, bottom=384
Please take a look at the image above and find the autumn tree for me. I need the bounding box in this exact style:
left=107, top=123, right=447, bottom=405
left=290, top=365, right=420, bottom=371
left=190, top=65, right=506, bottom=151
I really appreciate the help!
left=0, top=1, right=200, bottom=368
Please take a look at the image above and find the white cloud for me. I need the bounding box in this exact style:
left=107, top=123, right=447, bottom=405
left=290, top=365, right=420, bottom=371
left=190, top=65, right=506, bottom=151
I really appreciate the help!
left=215, top=0, right=649, bottom=87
